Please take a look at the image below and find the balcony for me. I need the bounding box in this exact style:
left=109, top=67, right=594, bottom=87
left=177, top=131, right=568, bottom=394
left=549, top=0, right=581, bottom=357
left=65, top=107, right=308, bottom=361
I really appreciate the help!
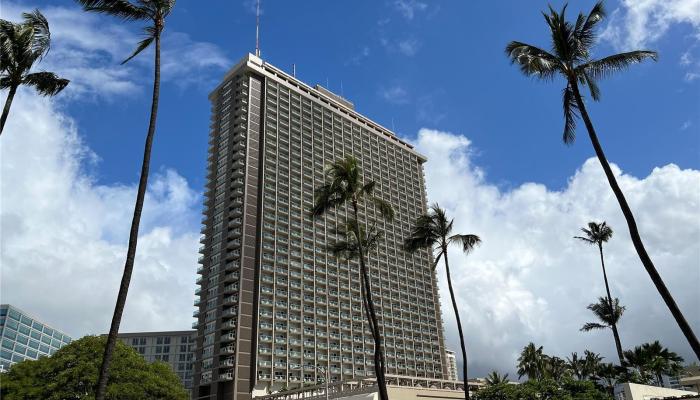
left=221, top=332, right=236, bottom=343
left=221, top=357, right=235, bottom=367
left=221, top=345, right=236, bottom=354
left=222, top=319, right=236, bottom=329
left=220, top=370, right=234, bottom=381
left=223, top=295, right=238, bottom=305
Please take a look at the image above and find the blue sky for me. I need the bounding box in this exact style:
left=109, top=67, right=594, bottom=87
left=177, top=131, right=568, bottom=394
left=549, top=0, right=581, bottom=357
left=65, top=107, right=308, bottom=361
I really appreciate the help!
left=28, top=0, right=700, bottom=191
left=2, top=0, right=699, bottom=376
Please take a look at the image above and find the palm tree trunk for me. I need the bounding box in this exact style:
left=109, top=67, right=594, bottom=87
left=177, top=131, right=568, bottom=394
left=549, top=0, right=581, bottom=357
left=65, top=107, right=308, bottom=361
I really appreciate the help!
left=0, top=85, right=18, bottom=136
left=352, top=201, right=389, bottom=400
left=570, top=80, right=700, bottom=360
left=599, top=243, right=625, bottom=365
left=94, top=32, right=161, bottom=400
left=442, top=246, right=470, bottom=400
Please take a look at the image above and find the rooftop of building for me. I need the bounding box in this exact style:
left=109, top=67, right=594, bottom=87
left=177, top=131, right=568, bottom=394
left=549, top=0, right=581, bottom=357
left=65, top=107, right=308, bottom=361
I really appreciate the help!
left=114, top=330, right=196, bottom=337
left=0, top=304, right=72, bottom=339
left=209, top=53, right=426, bottom=162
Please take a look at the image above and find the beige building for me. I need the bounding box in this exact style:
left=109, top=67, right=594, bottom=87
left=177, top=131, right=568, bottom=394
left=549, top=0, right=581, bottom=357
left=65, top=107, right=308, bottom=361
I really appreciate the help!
left=614, top=382, right=699, bottom=400
left=445, top=350, right=458, bottom=381
left=193, top=53, right=449, bottom=400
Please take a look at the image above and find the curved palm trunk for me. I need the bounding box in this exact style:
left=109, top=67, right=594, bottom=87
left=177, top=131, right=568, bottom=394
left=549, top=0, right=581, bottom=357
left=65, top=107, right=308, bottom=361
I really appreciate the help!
left=0, top=85, right=18, bottom=136
left=94, top=33, right=161, bottom=400
left=442, top=246, right=470, bottom=400
left=352, top=201, right=389, bottom=400
left=598, top=243, right=625, bottom=365
left=571, top=81, right=700, bottom=360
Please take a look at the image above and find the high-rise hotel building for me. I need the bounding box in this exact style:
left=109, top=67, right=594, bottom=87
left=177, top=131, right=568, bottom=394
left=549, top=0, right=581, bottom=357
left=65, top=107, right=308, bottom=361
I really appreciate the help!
left=193, top=53, right=448, bottom=400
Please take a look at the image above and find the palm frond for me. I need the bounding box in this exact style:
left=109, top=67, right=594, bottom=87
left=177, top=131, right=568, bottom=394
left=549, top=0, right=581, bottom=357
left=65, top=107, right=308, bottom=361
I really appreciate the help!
left=582, top=71, right=601, bottom=101
left=505, top=41, right=562, bottom=80
left=574, top=1, right=605, bottom=58
left=22, top=9, right=50, bottom=59
left=448, top=233, right=481, bottom=254
left=371, top=196, right=394, bottom=222
left=75, top=0, right=151, bottom=21
left=562, top=83, right=579, bottom=144
left=580, top=322, right=608, bottom=332
left=22, top=71, right=69, bottom=95
left=578, top=51, right=658, bottom=80
left=432, top=250, right=443, bottom=271
left=404, top=214, right=438, bottom=252
left=122, top=33, right=154, bottom=64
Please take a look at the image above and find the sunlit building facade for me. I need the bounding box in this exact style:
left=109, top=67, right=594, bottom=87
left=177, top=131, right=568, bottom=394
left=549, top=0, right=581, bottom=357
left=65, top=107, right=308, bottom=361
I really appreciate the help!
left=192, top=53, right=448, bottom=400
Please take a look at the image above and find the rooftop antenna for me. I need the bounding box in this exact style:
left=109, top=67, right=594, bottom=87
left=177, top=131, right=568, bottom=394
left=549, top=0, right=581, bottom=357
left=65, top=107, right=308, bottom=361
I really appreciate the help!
left=391, top=118, right=395, bottom=132
left=292, top=63, right=296, bottom=77
left=255, top=0, right=261, bottom=57
left=340, top=81, right=344, bottom=97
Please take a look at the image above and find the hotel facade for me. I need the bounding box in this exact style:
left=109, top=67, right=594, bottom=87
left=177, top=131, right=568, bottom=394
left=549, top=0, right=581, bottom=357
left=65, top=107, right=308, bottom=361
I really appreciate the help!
left=192, top=54, right=448, bottom=400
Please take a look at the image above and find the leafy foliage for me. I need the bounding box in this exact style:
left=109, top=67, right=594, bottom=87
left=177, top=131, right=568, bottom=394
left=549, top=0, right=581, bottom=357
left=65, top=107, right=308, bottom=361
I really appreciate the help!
left=0, top=336, right=188, bottom=400
left=623, top=341, right=684, bottom=386
left=485, top=371, right=509, bottom=386
left=474, top=378, right=611, bottom=400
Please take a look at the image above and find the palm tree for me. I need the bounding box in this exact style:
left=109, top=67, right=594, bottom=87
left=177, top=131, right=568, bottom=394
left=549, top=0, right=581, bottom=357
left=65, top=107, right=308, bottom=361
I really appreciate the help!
left=517, top=343, right=546, bottom=381
left=311, top=155, right=394, bottom=400
left=575, top=221, right=625, bottom=364
left=404, top=204, right=481, bottom=399
left=0, top=9, right=69, bottom=135
left=580, top=296, right=626, bottom=366
left=485, top=371, right=509, bottom=386
left=506, top=1, right=700, bottom=358
left=73, top=1, right=175, bottom=399
left=567, top=352, right=586, bottom=380
left=639, top=341, right=684, bottom=386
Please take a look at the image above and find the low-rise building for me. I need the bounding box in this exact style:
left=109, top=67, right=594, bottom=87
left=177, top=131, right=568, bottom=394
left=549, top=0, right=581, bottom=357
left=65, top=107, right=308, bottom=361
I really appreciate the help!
left=614, top=382, right=699, bottom=400
left=116, top=330, right=196, bottom=393
left=445, top=350, right=458, bottom=381
left=0, top=304, right=72, bottom=371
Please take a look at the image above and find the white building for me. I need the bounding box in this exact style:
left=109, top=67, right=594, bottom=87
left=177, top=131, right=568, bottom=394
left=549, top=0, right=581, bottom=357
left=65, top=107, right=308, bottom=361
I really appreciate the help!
left=445, top=350, right=458, bottom=381
left=614, top=382, right=699, bottom=400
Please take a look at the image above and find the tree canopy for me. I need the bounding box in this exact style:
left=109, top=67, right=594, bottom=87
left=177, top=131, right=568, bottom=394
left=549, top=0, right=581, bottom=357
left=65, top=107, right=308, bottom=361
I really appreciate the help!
left=0, top=335, right=188, bottom=400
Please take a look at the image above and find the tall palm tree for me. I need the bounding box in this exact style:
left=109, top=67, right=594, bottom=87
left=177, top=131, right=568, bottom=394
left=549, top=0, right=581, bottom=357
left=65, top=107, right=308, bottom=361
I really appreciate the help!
left=506, top=2, right=700, bottom=359
left=0, top=9, right=69, bottom=135
left=517, top=343, right=546, bottom=381
left=566, top=352, right=586, bottom=380
left=484, top=371, right=509, bottom=386
left=575, top=221, right=625, bottom=364
left=73, top=1, right=175, bottom=399
left=404, top=204, right=481, bottom=400
left=311, top=155, right=394, bottom=400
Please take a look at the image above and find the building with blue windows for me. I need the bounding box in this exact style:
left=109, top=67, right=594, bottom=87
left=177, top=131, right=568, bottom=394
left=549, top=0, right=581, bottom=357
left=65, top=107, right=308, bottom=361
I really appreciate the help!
left=0, top=304, right=72, bottom=371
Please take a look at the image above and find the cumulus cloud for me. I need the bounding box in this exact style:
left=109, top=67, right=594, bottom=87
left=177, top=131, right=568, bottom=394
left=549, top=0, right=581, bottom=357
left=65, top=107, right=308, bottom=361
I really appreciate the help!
left=413, top=129, right=700, bottom=377
left=0, top=92, right=201, bottom=337
left=3, top=1, right=231, bottom=99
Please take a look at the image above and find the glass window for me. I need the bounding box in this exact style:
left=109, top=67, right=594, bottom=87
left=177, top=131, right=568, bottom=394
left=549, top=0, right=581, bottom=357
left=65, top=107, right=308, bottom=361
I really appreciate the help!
left=18, top=325, right=30, bottom=335
left=5, top=319, right=18, bottom=330
left=28, top=340, right=39, bottom=350
left=26, top=349, right=38, bottom=359
left=0, top=349, right=12, bottom=360
left=30, top=331, right=41, bottom=340
left=0, top=308, right=6, bottom=317
left=4, top=330, right=16, bottom=340
left=41, top=336, right=51, bottom=345
left=31, top=321, right=43, bottom=330
left=16, top=335, right=28, bottom=345
left=11, top=354, right=24, bottom=362
left=39, top=344, right=49, bottom=354
left=15, top=344, right=26, bottom=355
left=20, top=315, right=32, bottom=326
left=44, top=328, right=54, bottom=336
left=8, top=309, right=20, bottom=321
left=1, top=339, right=13, bottom=350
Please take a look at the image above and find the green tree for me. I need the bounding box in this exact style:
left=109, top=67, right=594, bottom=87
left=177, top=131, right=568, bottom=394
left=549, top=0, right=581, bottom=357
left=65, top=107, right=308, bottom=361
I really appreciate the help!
left=0, top=9, right=69, bottom=135
left=474, top=378, right=611, bottom=400
left=518, top=343, right=546, bottom=381
left=0, top=336, right=187, bottom=400
left=485, top=371, right=509, bottom=386
left=581, top=296, right=626, bottom=365
left=73, top=1, right=175, bottom=399
left=404, top=203, right=481, bottom=399
left=311, top=155, right=394, bottom=400
left=627, top=341, right=684, bottom=386
left=575, top=222, right=625, bottom=364
left=505, top=1, right=700, bottom=359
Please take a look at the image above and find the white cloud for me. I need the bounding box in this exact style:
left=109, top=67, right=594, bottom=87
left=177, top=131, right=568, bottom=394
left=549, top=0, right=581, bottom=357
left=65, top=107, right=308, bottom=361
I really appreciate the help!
left=3, top=1, right=231, bottom=99
left=413, top=129, right=700, bottom=377
left=378, top=85, right=410, bottom=104
left=0, top=92, right=201, bottom=337
left=602, top=0, right=700, bottom=49
left=393, top=0, right=427, bottom=20
left=397, top=38, right=421, bottom=56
